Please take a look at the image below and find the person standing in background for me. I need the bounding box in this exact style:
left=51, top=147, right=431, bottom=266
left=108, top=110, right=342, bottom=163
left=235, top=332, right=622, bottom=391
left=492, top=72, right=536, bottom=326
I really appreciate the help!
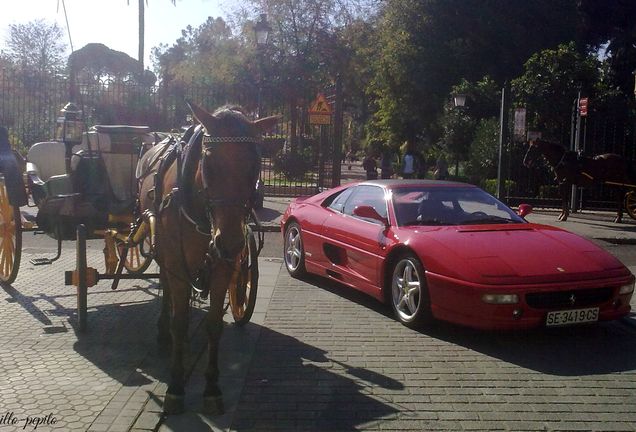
left=401, top=141, right=417, bottom=179
left=380, top=147, right=394, bottom=179
left=362, top=152, right=378, bottom=180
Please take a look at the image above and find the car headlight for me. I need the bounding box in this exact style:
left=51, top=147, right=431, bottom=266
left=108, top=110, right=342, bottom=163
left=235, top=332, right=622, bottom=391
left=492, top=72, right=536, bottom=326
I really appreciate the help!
left=481, top=294, right=519, bottom=304
left=619, top=282, right=634, bottom=295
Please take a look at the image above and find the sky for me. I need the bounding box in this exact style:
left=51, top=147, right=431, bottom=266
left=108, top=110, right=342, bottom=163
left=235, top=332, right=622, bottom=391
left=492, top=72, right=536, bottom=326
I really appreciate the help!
left=0, top=0, right=239, bottom=68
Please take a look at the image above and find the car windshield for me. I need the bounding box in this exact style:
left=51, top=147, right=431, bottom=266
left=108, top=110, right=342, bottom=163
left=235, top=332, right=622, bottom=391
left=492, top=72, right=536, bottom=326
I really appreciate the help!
left=392, top=186, right=526, bottom=226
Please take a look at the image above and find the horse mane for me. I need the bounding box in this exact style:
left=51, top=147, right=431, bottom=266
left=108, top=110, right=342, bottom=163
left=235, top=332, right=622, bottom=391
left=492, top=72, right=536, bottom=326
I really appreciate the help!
left=212, top=105, right=250, bottom=121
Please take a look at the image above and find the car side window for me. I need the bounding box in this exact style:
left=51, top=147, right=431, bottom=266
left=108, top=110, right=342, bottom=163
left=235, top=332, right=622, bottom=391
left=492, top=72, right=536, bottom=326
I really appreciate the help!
left=326, top=188, right=354, bottom=213
left=343, top=185, right=387, bottom=223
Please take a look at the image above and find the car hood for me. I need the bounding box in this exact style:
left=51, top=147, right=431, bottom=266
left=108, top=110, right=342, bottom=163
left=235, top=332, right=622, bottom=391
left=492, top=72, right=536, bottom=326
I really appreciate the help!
left=401, top=223, right=631, bottom=285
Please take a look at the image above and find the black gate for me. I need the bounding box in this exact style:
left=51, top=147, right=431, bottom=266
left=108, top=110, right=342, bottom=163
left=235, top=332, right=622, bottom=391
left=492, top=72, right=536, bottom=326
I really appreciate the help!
left=1, top=69, right=344, bottom=197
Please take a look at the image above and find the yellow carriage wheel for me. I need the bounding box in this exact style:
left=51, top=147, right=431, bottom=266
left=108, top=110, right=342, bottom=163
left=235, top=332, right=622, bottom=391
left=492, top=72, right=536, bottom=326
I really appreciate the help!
left=0, top=179, right=21, bottom=284
left=228, top=228, right=258, bottom=326
left=115, top=235, right=153, bottom=274
left=625, top=191, right=636, bottom=221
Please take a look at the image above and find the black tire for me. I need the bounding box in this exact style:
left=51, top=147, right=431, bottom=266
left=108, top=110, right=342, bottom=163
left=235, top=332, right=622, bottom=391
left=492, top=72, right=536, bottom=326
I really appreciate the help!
left=284, top=222, right=306, bottom=277
left=229, top=227, right=258, bottom=325
left=389, top=253, right=433, bottom=328
left=0, top=178, right=21, bottom=284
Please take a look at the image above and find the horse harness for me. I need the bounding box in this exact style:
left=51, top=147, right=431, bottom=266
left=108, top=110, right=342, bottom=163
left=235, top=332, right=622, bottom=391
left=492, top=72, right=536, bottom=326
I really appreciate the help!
left=141, top=124, right=263, bottom=298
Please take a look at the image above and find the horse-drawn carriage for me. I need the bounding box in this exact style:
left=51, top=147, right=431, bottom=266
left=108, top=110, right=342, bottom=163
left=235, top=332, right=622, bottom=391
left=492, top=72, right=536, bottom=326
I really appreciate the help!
left=0, top=104, right=260, bottom=332
left=523, top=139, right=636, bottom=222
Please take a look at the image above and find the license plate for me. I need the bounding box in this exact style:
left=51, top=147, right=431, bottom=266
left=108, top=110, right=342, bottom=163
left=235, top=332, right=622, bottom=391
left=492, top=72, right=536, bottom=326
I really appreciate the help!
left=546, top=307, right=599, bottom=327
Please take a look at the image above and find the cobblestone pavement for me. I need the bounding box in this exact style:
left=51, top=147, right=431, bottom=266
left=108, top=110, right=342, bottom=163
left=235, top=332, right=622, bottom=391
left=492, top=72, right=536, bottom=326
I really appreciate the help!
left=2, top=189, right=636, bottom=431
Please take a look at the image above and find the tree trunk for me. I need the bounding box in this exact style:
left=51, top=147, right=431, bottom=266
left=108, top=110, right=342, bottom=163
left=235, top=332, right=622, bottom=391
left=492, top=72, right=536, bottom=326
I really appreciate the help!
left=138, top=0, right=145, bottom=71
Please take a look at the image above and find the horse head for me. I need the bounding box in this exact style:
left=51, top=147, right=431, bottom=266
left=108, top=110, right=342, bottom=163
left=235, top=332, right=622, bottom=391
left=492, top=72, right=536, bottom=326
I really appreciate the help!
left=187, top=101, right=278, bottom=261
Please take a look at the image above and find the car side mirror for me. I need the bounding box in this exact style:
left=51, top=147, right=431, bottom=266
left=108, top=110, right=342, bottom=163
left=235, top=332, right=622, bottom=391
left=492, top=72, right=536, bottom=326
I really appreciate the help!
left=518, top=203, right=533, bottom=218
left=353, top=205, right=389, bottom=226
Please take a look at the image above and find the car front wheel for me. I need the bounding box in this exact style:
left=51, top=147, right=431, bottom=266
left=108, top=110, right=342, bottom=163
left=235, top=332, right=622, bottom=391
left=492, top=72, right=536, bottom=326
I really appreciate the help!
left=284, top=222, right=306, bottom=277
left=390, top=254, right=433, bottom=328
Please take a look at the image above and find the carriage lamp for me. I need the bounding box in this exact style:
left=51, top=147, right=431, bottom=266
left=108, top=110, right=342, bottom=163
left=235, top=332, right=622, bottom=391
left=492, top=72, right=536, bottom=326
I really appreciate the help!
left=56, top=102, right=84, bottom=174
left=453, top=93, right=467, bottom=108
left=254, top=14, right=271, bottom=47
left=56, top=102, right=84, bottom=146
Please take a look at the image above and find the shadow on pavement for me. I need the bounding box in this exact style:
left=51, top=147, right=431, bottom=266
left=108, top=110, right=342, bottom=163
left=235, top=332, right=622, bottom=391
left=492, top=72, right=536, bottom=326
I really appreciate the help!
left=424, top=320, right=636, bottom=376
left=71, top=285, right=209, bottom=388
left=297, top=273, right=636, bottom=377
left=228, top=325, right=402, bottom=431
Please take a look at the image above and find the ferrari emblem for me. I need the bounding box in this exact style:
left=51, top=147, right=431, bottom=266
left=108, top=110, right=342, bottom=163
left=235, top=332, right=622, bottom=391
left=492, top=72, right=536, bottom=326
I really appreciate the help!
left=569, top=294, right=577, bottom=306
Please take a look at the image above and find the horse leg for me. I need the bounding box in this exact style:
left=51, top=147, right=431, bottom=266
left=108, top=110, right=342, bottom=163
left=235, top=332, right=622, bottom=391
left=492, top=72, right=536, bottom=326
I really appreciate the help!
left=559, top=183, right=570, bottom=221
left=163, top=275, right=191, bottom=415
left=615, top=187, right=624, bottom=223
left=202, top=281, right=228, bottom=415
left=157, top=270, right=171, bottom=346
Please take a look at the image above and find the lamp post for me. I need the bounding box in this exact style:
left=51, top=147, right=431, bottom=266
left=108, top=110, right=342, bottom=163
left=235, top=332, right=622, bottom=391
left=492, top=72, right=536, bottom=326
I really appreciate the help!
left=497, top=83, right=510, bottom=200
left=55, top=102, right=84, bottom=174
left=254, top=14, right=271, bottom=117
left=453, top=86, right=508, bottom=200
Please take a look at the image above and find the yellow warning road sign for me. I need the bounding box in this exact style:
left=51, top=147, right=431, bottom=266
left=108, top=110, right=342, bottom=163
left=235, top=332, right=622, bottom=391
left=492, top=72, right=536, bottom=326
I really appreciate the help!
left=309, top=93, right=332, bottom=125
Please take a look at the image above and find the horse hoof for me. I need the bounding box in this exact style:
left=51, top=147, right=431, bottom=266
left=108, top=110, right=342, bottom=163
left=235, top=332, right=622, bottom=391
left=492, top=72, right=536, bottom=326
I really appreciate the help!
left=163, top=393, right=185, bottom=415
left=203, top=395, right=225, bottom=416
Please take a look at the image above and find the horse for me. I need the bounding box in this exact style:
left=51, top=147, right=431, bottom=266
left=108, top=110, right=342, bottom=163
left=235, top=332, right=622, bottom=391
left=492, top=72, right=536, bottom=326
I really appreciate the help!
left=137, top=102, right=278, bottom=414
left=522, top=139, right=630, bottom=223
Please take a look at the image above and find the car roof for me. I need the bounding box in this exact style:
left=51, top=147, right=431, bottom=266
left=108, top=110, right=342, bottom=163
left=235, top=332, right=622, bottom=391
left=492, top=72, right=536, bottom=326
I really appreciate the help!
left=357, top=179, right=476, bottom=189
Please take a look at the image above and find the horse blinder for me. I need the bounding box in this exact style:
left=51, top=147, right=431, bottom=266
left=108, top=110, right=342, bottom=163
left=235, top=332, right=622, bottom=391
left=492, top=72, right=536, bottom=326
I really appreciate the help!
left=200, top=134, right=261, bottom=211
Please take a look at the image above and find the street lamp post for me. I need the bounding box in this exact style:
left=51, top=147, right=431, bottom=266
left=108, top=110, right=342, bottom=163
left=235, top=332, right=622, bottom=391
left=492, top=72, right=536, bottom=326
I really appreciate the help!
left=453, top=85, right=508, bottom=200
left=497, top=83, right=510, bottom=200
left=254, top=14, right=271, bottom=118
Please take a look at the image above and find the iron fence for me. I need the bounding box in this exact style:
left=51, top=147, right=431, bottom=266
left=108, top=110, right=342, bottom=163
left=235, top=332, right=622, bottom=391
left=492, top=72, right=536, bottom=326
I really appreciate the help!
left=0, top=69, right=343, bottom=197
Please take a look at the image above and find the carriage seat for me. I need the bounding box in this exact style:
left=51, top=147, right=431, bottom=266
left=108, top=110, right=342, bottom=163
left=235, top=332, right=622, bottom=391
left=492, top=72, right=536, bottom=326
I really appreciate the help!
left=26, top=141, right=77, bottom=204
left=83, top=125, right=153, bottom=208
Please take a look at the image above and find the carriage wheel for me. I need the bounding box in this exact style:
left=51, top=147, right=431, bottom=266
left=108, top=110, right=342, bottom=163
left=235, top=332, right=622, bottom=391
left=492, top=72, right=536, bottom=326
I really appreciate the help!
left=0, top=178, right=22, bottom=284
left=116, top=235, right=153, bottom=274
left=228, top=227, right=258, bottom=326
left=625, top=191, right=636, bottom=221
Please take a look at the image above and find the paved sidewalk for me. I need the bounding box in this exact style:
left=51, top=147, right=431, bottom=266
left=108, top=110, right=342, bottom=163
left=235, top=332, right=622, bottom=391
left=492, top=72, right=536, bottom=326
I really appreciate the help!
left=2, top=188, right=636, bottom=431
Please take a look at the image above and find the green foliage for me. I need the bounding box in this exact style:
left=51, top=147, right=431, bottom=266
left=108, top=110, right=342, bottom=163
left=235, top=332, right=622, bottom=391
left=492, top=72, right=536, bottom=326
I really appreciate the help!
left=273, top=148, right=313, bottom=181
left=466, top=118, right=499, bottom=182
left=480, top=179, right=517, bottom=197
left=369, top=0, right=579, bottom=144
left=511, top=42, right=600, bottom=139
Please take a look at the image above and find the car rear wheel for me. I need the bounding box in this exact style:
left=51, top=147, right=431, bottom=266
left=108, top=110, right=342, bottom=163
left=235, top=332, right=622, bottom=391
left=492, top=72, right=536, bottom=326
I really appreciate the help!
left=390, top=253, right=432, bottom=328
left=284, top=222, right=306, bottom=277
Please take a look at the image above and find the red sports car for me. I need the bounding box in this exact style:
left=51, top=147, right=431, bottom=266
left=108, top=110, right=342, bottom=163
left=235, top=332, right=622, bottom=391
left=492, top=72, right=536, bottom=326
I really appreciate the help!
left=281, top=180, right=635, bottom=330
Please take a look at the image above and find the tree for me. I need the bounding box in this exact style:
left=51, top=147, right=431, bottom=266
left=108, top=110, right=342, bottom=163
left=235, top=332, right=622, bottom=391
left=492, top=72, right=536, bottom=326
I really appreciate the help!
left=2, top=19, right=67, bottom=74
left=369, top=0, right=579, bottom=144
left=128, top=0, right=176, bottom=70
left=512, top=42, right=600, bottom=142
left=577, top=0, right=636, bottom=98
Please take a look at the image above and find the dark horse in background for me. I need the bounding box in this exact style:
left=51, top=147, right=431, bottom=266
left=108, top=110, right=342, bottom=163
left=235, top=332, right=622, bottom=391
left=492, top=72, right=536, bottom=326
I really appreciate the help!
left=138, top=102, right=277, bottom=414
left=522, top=139, right=631, bottom=223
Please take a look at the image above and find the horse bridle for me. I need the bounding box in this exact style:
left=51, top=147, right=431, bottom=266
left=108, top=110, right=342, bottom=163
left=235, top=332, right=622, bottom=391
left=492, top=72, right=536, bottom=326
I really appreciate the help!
left=200, top=133, right=262, bottom=213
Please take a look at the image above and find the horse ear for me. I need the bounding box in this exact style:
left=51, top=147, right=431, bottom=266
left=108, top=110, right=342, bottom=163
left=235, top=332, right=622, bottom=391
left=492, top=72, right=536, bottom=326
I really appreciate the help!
left=254, top=115, right=280, bottom=133
left=186, top=100, right=218, bottom=130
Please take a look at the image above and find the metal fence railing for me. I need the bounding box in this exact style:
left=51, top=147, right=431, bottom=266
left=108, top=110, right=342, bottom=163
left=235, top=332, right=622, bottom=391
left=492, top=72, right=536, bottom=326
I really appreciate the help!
left=1, top=69, right=345, bottom=197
